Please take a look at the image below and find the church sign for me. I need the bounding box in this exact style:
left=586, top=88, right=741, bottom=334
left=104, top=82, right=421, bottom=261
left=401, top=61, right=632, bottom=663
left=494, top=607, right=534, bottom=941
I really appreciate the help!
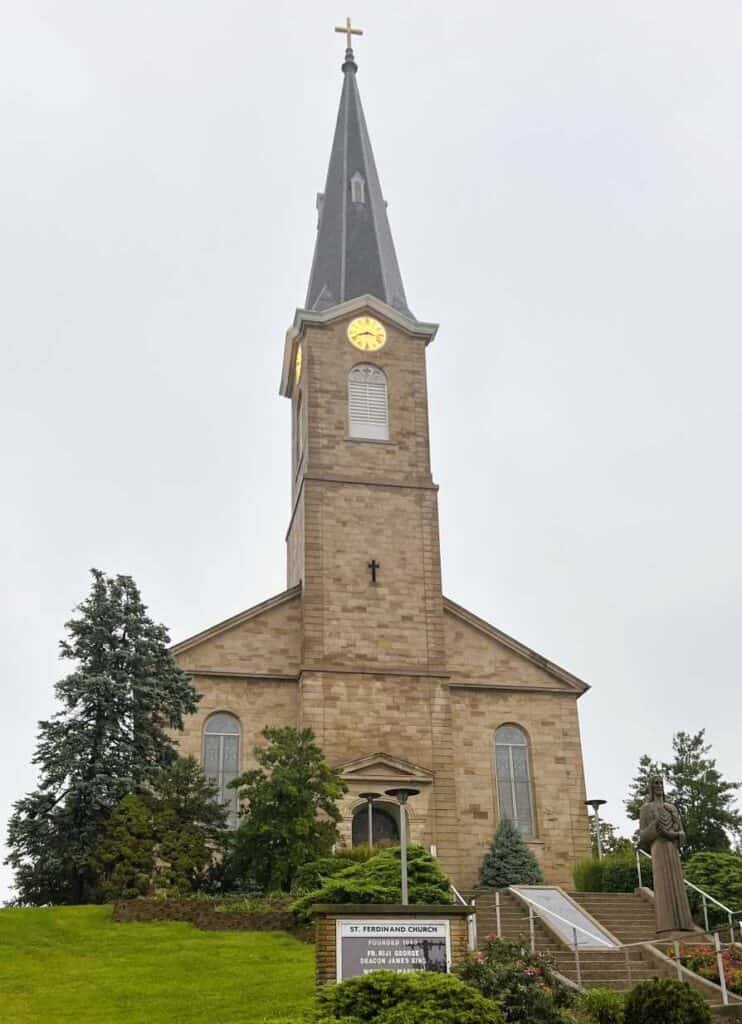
left=336, top=919, right=450, bottom=980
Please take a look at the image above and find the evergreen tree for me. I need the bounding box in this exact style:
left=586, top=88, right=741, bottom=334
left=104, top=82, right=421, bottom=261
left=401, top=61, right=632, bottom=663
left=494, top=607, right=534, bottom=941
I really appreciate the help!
left=664, top=731, right=741, bottom=857
left=479, top=819, right=544, bottom=889
left=624, top=732, right=741, bottom=857
left=625, top=754, right=662, bottom=823
left=151, top=756, right=227, bottom=894
left=95, top=794, right=154, bottom=901
left=5, top=570, right=198, bottom=904
left=225, top=727, right=346, bottom=892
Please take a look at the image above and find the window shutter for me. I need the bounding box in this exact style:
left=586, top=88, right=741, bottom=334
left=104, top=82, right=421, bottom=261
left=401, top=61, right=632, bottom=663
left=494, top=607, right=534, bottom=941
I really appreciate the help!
left=348, top=365, right=389, bottom=440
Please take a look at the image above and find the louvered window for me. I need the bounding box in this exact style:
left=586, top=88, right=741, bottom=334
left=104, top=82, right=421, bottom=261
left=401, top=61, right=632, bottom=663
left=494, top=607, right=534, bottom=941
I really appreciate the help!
left=495, top=724, right=535, bottom=837
left=348, top=364, right=389, bottom=441
left=203, top=712, right=241, bottom=829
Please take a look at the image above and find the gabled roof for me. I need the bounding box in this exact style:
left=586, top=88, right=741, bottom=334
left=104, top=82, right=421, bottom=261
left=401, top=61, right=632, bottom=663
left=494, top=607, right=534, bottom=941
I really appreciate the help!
left=443, top=596, right=590, bottom=695
left=170, top=584, right=301, bottom=656
left=304, top=48, right=412, bottom=318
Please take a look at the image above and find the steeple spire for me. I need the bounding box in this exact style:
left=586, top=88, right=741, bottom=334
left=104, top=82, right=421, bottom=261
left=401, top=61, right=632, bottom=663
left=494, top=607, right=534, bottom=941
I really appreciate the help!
left=305, top=29, right=413, bottom=318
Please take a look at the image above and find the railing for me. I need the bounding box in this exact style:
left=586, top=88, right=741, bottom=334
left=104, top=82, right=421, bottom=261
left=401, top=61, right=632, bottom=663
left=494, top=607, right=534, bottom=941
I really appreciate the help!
left=636, top=847, right=742, bottom=942
left=502, top=888, right=615, bottom=989
left=449, top=882, right=477, bottom=952
left=497, top=887, right=740, bottom=1006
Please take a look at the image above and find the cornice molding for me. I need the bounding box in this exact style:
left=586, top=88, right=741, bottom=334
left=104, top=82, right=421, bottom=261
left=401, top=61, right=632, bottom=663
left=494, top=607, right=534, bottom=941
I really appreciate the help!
left=279, top=295, right=439, bottom=396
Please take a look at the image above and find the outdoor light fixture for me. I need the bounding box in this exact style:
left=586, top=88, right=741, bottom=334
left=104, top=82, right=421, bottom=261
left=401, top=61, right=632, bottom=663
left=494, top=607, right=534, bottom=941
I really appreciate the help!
left=358, top=791, right=382, bottom=849
left=585, top=798, right=607, bottom=859
left=385, top=787, right=420, bottom=905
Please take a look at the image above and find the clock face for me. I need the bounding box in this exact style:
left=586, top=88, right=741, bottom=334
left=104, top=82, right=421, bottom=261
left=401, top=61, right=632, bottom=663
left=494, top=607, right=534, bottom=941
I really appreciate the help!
left=294, top=344, right=303, bottom=385
left=347, top=316, right=386, bottom=352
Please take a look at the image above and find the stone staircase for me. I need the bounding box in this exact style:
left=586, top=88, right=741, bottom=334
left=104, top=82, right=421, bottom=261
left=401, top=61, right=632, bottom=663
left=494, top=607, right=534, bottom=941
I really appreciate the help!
left=469, top=888, right=742, bottom=1017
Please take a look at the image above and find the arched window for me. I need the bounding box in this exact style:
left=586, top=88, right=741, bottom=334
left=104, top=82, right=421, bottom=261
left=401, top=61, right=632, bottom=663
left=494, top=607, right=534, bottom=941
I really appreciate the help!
left=495, top=724, right=535, bottom=837
left=351, top=802, right=402, bottom=846
left=348, top=364, right=389, bottom=441
left=203, top=712, right=240, bottom=828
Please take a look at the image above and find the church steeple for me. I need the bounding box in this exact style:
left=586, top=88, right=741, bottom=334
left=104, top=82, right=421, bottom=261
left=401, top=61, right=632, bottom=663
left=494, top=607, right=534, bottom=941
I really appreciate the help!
left=305, top=36, right=413, bottom=318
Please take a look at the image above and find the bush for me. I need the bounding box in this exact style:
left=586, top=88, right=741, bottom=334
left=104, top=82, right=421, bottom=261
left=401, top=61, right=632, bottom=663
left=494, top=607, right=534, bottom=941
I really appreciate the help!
left=602, top=849, right=651, bottom=893
left=669, top=941, right=742, bottom=996
left=479, top=819, right=544, bottom=889
left=685, top=852, right=742, bottom=925
left=573, top=858, right=606, bottom=892
left=455, top=936, right=572, bottom=1023
left=292, top=846, right=453, bottom=920
left=313, top=970, right=503, bottom=1024
left=573, top=988, right=625, bottom=1023
left=623, top=979, right=712, bottom=1024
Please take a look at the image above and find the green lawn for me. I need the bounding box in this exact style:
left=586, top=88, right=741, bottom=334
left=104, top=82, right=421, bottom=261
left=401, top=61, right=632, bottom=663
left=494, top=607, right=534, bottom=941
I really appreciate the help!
left=0, top=905, right=315, bottom=1024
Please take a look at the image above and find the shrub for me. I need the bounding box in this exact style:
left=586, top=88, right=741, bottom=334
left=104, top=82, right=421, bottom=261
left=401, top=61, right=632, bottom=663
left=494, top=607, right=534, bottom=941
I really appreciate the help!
left=623, top=979, right=712, bottom=1024
left=313, top=970, right=503, bottom=1024
left=588, top=849, right=653, bottom=894
left=292, top=846, right=452, bottom=920
left=573, top=988, right=625, bottom=1023
left=573, top=857, right=606, bottom=892
left=479, top=819, right=544, bottom=889
left=685, top=852, right=742, bottom=925
left=455, top=936, right=572, bottom=1023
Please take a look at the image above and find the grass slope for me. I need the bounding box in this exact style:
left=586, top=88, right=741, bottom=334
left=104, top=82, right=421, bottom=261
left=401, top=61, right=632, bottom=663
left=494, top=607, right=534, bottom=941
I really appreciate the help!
left=0, top=905, right=314, bottom=1024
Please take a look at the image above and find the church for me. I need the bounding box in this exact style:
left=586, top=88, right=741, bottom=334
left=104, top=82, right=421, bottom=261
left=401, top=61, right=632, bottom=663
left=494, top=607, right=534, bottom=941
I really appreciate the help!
left=172, top=31, right=592, bottom=889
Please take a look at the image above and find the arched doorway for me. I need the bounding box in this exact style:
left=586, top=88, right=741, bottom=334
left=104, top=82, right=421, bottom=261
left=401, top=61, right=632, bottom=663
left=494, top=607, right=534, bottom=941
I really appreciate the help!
left=352, top=803, right=400, bottom=846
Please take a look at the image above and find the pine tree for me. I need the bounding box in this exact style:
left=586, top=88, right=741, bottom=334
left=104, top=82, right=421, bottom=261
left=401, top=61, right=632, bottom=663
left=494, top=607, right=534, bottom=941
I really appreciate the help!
left=625, top=754, right=662, bottom=823
left=479, top=819, right=544, bottom=889
left=5, top=570, right=198, bottom=905
left=665, top=731, right=741, bottom=857
left=150, top=756, right=227, bottom=894
left=624, top=732, right=741, bottom=857
left=225, top=727, right=346, bottom=892
left=95, top=794, right=155, bottom=901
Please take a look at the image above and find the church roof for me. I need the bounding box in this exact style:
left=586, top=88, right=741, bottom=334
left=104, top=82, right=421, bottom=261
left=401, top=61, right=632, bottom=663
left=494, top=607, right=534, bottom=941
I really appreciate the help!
left=304, top=47, right=413, bottom=318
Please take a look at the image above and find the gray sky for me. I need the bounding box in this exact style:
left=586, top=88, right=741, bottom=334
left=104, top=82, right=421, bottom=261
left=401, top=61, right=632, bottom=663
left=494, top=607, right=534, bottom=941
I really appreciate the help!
left=2, top=2, right=741, bottom=901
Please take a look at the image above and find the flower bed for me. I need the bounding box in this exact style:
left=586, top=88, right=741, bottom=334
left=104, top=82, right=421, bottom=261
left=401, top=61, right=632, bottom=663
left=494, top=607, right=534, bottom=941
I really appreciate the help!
left=668, top=941, right=742, bottom=996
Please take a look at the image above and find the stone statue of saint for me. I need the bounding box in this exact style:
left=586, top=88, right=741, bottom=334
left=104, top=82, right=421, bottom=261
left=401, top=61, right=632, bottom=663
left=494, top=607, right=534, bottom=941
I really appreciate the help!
left=638, top=776, right=695, bottom=934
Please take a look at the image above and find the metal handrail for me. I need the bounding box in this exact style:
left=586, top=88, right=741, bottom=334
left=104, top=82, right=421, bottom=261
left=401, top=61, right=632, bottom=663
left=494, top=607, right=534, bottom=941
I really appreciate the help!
left=636, top=847, right=742, bottom=938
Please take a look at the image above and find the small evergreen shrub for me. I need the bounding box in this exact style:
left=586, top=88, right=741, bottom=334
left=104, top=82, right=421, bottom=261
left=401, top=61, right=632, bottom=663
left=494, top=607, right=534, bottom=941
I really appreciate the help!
left=313, top=970, right=503, bottom=1024
left=455, top=936, right=572, bottom=1023
left=623, top=979, right=712, bottom=1024
left=574, top=988, right=625, bottom=1023
left=573, top=857, right=606, bottom=892
left=292, top=845, right=452, bottom=920
left=478, top=819, right=543, bottom=889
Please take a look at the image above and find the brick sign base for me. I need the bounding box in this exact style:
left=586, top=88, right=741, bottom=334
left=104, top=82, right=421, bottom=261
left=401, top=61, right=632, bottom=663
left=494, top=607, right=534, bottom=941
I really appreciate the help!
left=312, top=904, right=474, bottom=986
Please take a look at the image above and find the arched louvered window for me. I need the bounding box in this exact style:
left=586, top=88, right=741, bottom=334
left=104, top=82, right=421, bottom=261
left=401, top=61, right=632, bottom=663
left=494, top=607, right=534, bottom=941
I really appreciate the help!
left=348, top=364, right=389, bottom=441
left=350, top=172, right=366, bottom=204
left=295, top=390, right=304, bottom=466
left=495, top=724, right=535, bottom=837
left=203, top=712, right=241, bottom=828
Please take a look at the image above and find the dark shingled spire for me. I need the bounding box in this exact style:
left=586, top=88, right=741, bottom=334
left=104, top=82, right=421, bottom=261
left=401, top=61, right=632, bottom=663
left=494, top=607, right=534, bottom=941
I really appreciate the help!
left=305, top=49, right=413, bottom=318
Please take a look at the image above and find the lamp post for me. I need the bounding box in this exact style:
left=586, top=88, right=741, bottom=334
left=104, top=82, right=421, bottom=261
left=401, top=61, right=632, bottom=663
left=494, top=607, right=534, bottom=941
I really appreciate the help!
left=385, top=787, right=420, bottom=905
left=358, top=791, right=382, bottom=849
left=585, top=799, right=607, bottom=859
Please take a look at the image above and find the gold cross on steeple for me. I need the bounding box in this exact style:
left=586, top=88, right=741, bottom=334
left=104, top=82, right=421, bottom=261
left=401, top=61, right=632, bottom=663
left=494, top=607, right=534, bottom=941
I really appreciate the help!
left=334, top=16, right=363, bottom=51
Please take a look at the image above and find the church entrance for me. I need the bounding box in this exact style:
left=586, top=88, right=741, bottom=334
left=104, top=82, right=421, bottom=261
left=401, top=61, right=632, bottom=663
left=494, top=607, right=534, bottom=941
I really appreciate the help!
left=352, top=803, right=400, bottom=846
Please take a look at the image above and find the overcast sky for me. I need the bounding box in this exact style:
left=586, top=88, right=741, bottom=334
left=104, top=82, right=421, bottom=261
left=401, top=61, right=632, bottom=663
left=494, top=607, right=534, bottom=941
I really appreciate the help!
left=2, top=2, right=741, bottom=901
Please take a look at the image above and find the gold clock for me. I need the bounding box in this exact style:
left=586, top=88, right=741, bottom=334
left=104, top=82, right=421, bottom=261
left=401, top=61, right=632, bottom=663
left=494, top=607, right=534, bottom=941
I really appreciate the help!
left=294, top=344, right=303, bottom=385
left=347, top=316, right=386, bottom=352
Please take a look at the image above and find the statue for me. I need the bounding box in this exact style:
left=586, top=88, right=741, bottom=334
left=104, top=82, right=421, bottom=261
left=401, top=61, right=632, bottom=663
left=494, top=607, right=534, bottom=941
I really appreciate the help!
left=638, top=776, right=695, bottom=934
